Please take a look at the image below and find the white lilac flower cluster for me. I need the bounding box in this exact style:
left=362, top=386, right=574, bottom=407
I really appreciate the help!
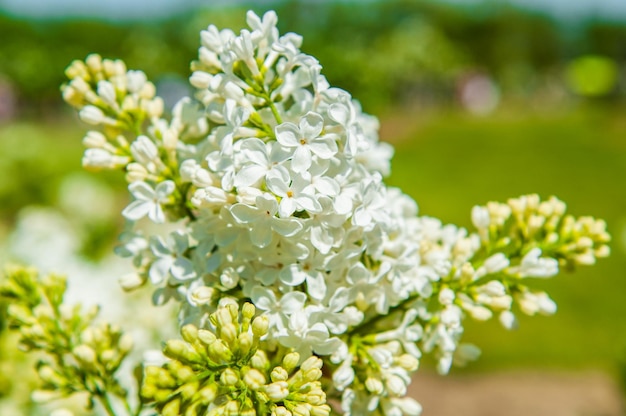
left=61, top=11, right=610, bottom=416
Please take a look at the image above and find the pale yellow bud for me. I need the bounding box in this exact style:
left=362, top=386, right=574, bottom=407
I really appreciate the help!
left=62, top=86, right=84, bottom=107
left=596, top=245, right=610, bottom=258
left=292, top=403, right=311, bottom=416
left=264, top=381, right=289, bottom=401
left=161, top=397, right=181, bottom=416
left=181, top=324, right=199, bottom=344
left=198, top=329, right=217, bottom=346
left=385, top=374, right=407, bottom=396
left=197, top=383, right=218, bottom=403
left=86, top=54, right=103, bottom=74
left=310, top=405, right=331, bottom=416
left=250, top=350, right=270, bottom=371
left=220, top=368, right=239, bottom=386
left=220, top=323, right=238, bottom=343
left=190, top=286, right=215, bottom=305
left=73, top=344, right=97, bottom=366
left=282, top=352, right=300, bottom=372
left=225, top=400, right=240, bottom=414
left=178, top=380, right=200, bottom=400
left=123, top=162, right=148, bottom=183
left=252, top=315, right=269, bottom=337
left=305, top=386, right=326, bottom=405
left=243, top=368, right=266, bottom=390
left=38, top=365, right=65, bottom=386
left=396, top=354, right=419, bottom=372
left=208, top=339, right=233, bottom=363
left=100, top=349, right=117, bottom=365
left=273, top=406, right=292, bottom=416
left=173, top=364, right=195, bottom=383
left=300, top=356, right=323, bottom=373
left=365, top=376, right=383, bottom=394
left=65, top=60, right=88, bottom=79
left=139, top=82, right=156, bottom=99
left=215, top=307, right=233, bottom=327
left=242, top=302, right=256, bottom=319
left=238, top=332, right=253, bottom=355
left=270, top=366, right=289, bottom=382
left=145, top=97, right=164, bottom=118
left=164, top=339, right=189, bottom=360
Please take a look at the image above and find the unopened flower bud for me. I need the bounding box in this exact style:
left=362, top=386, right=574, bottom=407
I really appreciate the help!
left=282, top=352, right=300, bottom=372
left=82, top=131, right=107, bottom=148
left=396, top=354, right=419, bottom=372
left=385, top=374, right=407, bottom=396
left=73, top=344, right=97, bottom=366
left=220, top=323, right=237, bottom=343
left=292, top=403, right=311, bottom=416
left=220, top=368, right=239, bottom=386
left=238, top=332, right=253, bottom=355
left=265, top=381, right=289, bottom=401
left=178, top=380, right=200, bottom=400
left=252, top=315, right=269, bottom=337
left=161, top=397, right=181, bottom=416
left=79, top=106, right=107, bottom=125
left=97, top=80, right=117, bottom=107
left=270, top=366, right=289, bottom=382
left=198, top=383, right=218, bottom=403
left=242, top=302, right=256, bottom=320
left=273, top=406, right=292, bottom=416
left=251, top=350, right=270, bottom=371
left=244, top=368, right=266, bottom=390
left=300, top=356, right=323, bottom=373
left=310, top=405, right=331, bottom=416
left=181, top=324, right=199, bottom=344
left=197, top=329, right=217, bottom=346
left=190, top=286, right=215, bottom=305
left=365, top=377, right=383, bottom=394
left=214, top=307, right=233, bottom=327
left=85, top=53, right=103, bottom=73
left=208, top=339, right=233, bottom=363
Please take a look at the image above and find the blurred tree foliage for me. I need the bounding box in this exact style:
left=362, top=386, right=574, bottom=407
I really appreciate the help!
left=1, top=0, right=626, bottom=114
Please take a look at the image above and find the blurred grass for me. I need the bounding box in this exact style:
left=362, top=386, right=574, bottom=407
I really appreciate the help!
left=1, top=102, right=625, bottom=375
left=385, top=103, right=626, bottom=374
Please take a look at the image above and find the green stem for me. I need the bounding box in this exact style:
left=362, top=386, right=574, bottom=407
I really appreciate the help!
left=97, top=392, right=119, bottom=416
left=268, top=100, right=282, bottom=125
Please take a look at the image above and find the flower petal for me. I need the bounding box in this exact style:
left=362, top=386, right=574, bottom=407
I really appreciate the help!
left=230, top=204, right=263, bottom=224
left=235, top=165, right=267, bottom=188
left=291, top=145, right=311, bottom=173
left=300, top=112, right=324, bottom=138
left=275, top=122, right=300, bottom=147
left=122, top=200, right=151, bottom=221
left=171, top=257, right=197, bottom=281
left=155, top=180, right=176, bottom=200
left=128, top=181, right=154, bottom=200
left=271, top=217, right=303, bottom=237
left=249, top=221, right=273, bottom=248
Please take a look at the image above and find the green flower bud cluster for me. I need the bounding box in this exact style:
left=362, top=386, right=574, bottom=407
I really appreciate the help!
left=141, top=302, right=330, bottom=416
left=0, top=266, right=134, bottom=415
left=474, top=194, right=610, bottom=268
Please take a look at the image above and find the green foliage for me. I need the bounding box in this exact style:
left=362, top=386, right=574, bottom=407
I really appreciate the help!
left=2, top=1, right=626, bottom=116
left=0, top=266, right=134, bottom=415
left=387, top=108, right=626, bottom=370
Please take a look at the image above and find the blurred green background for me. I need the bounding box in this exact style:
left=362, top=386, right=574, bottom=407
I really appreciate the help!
left=0, top=0, right=625, bottom=401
